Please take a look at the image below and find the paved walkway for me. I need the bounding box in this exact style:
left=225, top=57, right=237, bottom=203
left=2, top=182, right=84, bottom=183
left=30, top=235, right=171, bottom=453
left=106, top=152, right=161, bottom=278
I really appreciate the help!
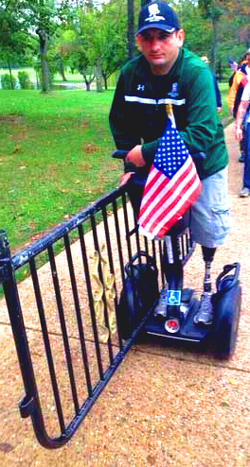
left=0, top=123, right=250, bottom=467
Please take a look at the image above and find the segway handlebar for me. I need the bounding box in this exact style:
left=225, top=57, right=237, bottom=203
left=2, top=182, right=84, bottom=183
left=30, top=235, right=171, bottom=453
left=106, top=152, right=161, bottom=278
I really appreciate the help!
left=111, top=150, right=128, bottom=160
left=111, top=149, right=206, bottom=164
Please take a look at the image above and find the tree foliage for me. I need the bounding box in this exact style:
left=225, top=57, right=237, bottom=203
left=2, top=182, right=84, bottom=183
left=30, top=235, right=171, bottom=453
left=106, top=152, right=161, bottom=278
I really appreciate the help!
left=57, top=0, right=127, bottom=90
left=1, top=0, right=250, bottom=91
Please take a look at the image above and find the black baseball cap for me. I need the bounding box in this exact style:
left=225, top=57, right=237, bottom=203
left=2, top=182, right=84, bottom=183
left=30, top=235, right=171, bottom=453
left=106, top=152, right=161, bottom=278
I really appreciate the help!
left=137, top=1, right=180, bottom=35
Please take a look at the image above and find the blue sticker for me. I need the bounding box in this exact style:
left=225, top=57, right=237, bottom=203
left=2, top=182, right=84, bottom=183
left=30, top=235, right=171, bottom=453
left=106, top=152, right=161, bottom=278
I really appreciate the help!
left=167, top=290, right=181, bottom=306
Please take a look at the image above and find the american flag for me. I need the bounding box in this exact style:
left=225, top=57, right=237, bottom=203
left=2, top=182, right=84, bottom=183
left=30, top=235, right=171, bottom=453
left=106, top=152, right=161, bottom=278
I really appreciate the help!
left=138, top=111, right=202, bottom=239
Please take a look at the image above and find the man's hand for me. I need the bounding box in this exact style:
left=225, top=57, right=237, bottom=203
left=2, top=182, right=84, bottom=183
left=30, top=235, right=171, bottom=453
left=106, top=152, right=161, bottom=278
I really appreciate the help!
left=235, top=126, right=243, bottom=141
left=120, top=172, right=135, bottom=186
left=125, top=145, right=146, bottom=167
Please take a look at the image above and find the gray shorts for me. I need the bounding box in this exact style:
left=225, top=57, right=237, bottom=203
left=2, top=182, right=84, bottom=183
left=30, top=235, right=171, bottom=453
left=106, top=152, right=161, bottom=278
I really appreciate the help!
left=190, top=166, right=231, bottom=248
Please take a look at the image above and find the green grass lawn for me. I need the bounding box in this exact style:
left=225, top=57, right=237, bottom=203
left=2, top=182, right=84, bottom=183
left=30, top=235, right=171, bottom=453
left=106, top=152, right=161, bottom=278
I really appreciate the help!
left=0, top=89, right=120, bottom=253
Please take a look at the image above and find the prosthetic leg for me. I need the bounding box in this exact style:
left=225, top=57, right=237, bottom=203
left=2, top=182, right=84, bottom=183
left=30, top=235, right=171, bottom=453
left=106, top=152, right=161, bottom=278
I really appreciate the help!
left=194, top=246, right=216, bottom=325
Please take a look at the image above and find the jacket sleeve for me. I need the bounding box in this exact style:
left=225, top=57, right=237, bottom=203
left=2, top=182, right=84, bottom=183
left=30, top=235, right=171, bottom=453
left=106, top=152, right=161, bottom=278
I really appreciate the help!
left=109, top=71, right=140, bottom=150
left=178, top=68, right=219, bottom=156
left=227, top=71, right=242, bottom=112
left=109, top=71, right=144, bottom=172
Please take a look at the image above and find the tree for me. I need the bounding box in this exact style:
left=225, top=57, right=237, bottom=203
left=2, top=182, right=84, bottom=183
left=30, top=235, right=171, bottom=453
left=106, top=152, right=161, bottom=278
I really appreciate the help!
left=0, top=0, right=77, bottom=92
left=198, top=0, right=224, bottom=69
left=58, top=1, right=127, bottom=91
left=95, top=1, right=127, bottom=89
left=0, top=0, right=34, bottom=87
left=177, top=0, right=211, bottom=56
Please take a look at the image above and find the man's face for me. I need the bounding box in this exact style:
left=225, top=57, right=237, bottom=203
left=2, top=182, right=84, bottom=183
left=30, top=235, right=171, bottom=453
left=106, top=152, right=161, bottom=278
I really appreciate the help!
left=136, top=28, right=184, bottom=75
left=246, top=53, right=250, bottom=66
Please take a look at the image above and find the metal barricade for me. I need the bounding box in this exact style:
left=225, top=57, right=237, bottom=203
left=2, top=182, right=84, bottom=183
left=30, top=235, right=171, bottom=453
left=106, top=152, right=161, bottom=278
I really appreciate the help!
left=0, top=187, right=158, bottom=448
left=0, top=186, right=194, bottom=449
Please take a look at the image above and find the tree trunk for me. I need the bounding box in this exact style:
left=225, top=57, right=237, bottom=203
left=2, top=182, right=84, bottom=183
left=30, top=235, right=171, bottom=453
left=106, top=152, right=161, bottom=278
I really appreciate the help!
left=7, top=55, right=14, bottom=90
left=103, top=75, right=108, bottom=90
left=96, top=59, right=102, bottom=92
left=210, top=15, right=218, bottom=73
left=127, top=0, right=134, bottom=60
left=83, top=75, right=91, bottom=91
left=36, top=28, right=50, bottom=92
left=58, top=59, right=67, bottom=81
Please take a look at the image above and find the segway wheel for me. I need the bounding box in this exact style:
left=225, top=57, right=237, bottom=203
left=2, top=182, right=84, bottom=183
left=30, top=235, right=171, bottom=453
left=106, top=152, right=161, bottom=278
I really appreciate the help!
left=213, top=277, right=241, bottom=360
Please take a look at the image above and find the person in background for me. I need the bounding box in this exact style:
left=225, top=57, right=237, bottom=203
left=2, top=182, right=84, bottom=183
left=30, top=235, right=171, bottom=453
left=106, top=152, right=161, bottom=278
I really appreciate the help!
left=235, top=79, right=250, bottom=197
left=228, top=48, right=250, bottom=163
left=109, top=1, right=231, bottom=325
left=201, top=56, right=222, bottom=113
left=228, top=50, right=250, bottom=113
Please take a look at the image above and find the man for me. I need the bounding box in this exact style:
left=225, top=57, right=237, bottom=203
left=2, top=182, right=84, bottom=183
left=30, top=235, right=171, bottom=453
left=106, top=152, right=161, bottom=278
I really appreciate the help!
left=228, top=48, right=250, bottom=162
left=228, top=49, right=250, bottom=115
left=235, top=79, right=250, bottom=197
left=109, top=1, right=231, bottom=325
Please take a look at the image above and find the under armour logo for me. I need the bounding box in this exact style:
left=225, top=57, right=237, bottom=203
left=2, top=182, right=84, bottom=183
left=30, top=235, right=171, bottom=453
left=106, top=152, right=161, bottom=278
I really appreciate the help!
left=137, top=84, right=145, bottom=91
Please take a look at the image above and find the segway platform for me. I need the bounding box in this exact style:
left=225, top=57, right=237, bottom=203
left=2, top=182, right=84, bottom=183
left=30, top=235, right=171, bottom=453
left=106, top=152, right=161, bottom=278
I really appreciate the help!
left=144, top=290, right=208, bottom=344
left=118, top=249, right=241, bottom=360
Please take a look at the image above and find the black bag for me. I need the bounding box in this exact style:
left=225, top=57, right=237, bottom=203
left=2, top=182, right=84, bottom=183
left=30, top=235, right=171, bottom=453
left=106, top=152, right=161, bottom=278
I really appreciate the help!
left=118, top=252, right=159, bottom=339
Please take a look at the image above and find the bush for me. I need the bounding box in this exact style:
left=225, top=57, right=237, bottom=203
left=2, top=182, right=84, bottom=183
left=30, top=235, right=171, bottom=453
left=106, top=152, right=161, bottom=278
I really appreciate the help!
left=18, top=70, right=31, bottom=89
left=0, top=73, right=17, bottom=89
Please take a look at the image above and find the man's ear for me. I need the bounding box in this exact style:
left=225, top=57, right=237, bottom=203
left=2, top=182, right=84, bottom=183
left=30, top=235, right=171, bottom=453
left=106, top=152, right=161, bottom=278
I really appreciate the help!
left=176, top=29, right=185, bottom=47
left=136, top=35, right=143, bottom=52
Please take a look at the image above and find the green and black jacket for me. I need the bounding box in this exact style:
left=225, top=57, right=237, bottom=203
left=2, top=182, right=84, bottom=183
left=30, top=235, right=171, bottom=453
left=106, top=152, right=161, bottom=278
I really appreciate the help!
left=109, top=47, right=228, bottom=180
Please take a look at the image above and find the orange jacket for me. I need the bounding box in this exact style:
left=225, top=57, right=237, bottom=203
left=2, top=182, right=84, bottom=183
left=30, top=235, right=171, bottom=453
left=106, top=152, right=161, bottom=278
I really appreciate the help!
left=227, top=60, right=248, bottom=112
left=227, top=69, right=246, bottom=112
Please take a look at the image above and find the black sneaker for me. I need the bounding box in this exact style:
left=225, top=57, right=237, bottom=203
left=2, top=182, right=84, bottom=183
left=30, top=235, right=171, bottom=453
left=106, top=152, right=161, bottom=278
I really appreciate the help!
left=193, top=293, right=213, bottom=325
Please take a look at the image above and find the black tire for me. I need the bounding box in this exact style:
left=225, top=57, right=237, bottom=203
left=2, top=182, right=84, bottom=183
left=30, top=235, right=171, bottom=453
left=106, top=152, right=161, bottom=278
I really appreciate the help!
left=213, top=277, right=241, bottom=360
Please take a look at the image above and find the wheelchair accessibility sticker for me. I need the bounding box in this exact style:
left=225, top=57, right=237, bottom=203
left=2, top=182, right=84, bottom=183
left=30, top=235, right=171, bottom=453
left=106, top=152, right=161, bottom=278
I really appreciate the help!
left=167, top=290, right=181, bottom=306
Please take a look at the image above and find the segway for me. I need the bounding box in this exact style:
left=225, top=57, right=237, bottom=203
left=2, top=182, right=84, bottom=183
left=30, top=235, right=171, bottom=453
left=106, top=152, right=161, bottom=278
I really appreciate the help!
left=112, top=150, right=241, bottom=360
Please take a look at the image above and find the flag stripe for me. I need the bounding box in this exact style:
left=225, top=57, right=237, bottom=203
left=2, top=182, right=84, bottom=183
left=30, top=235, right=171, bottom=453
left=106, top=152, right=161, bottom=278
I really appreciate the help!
left=148, top=177, right=201, bottom=238
left=140, top=168, right=201, bottom=235
left=141, top=152, right=191, bottom=203
left=138, top=116, right=202, bottom=239
left=139, top=156, right=195, bottom=224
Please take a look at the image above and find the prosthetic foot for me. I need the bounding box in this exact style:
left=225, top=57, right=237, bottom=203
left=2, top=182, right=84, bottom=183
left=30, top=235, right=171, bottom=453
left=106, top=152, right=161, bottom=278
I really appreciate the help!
left=194, top=247, right=216, bottom=326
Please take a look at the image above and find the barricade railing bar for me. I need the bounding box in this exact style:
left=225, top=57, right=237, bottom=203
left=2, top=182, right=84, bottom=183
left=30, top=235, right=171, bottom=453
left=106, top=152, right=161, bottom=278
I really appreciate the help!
left=0, top=185, right=194, bottom=449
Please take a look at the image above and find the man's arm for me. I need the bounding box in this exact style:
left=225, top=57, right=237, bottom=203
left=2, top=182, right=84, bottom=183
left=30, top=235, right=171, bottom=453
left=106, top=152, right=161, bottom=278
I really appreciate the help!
left=109, top=71, right=147, bottom=172
left=235, top=100, right=249, bottom=140
left=140, top=67, right=220, bottom=168
left=109, top=73, right=140, bottom=143
left=178, top=68, right=218, bottom=155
